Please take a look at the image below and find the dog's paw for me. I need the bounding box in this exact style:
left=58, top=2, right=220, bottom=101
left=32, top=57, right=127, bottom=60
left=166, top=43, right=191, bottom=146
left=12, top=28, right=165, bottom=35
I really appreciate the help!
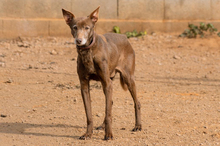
left=79, top=133, right=92, bottom=140
left=104, top=133, right=113, bottom=140
left=132, top=125, right=142, bottom=132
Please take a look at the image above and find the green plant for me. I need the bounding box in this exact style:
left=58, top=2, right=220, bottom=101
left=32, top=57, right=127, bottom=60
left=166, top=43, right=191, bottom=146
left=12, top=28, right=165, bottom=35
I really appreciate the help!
left=113, top=26, right=147, bottom=38
left=179, top=22, right=219, bottom=38
left=113, top=26, right=121, bottom=34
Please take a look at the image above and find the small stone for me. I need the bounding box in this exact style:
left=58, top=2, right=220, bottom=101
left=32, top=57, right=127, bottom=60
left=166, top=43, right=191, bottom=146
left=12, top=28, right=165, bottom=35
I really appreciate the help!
left=0, top=62, right=6, bottom=67
left=71, top=57, right=76, bottom=61
left=50, top=50, right=58, bottom=55
left=17, top=42, right=23, bottom=47
left=1, top=114, right=7, bottom=118
left=17, top=42, right=30, bottom=48
left=96, top=113, right=103, bottom=117
left=0, top=53, right=6, bottom=58
left=50, top=62, right=56, bottom=65
left=173, top=55, right=181, bottom=60
left=151, top=32, right=156, bottom=36
left=4, top=79, right=13, bottom=83
left=28, top=65, right=33, bottom=69
left=23, top=42, right=30, bottom=48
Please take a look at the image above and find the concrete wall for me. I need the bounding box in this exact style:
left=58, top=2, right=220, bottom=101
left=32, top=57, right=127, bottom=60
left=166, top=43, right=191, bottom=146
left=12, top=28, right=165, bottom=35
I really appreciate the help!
left=0, top=0, right=220, bottom=38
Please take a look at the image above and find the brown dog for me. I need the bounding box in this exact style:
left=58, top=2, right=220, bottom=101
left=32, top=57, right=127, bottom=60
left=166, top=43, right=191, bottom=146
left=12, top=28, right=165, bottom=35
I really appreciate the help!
left=62, top=6, right=141, bottom=140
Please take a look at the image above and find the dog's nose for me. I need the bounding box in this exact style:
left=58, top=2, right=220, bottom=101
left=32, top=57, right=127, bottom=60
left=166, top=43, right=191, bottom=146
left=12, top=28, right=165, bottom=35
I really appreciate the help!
left=76, top=38, right=82, bottom=44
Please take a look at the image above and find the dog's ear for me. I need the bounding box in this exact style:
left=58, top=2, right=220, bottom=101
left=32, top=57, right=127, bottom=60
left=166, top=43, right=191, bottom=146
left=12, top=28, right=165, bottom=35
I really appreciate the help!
left=89, top=6, right=100, bottom=23
left=62, top=9, right=75, bottom=25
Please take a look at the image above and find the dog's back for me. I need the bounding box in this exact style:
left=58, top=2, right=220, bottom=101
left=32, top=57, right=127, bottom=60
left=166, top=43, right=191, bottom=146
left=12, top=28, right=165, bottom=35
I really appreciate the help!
left=102, top=33, right=134, bottom=53
left=98, top=33, right=135, bottom=67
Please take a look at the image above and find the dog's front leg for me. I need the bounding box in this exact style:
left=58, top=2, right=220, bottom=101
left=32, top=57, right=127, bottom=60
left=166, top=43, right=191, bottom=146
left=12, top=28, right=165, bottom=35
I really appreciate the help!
left=79, top=79, right=93, bottom=140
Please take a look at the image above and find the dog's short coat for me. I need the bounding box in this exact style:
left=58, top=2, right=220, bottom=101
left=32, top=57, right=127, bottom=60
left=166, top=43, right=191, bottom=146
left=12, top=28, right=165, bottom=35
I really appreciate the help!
left=62, top=6, right=141, bottom=140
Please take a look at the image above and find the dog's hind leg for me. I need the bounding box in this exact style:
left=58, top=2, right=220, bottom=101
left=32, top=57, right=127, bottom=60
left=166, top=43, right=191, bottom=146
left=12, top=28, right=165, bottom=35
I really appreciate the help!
left=126, top=75, right=142, bottom=131
left=118, top=54, right=142, bottom=131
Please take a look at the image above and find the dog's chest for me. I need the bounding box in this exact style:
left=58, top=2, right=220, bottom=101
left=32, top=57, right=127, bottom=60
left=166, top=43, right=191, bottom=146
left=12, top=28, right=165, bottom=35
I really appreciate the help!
left=78, top=49, right=96, bottom=74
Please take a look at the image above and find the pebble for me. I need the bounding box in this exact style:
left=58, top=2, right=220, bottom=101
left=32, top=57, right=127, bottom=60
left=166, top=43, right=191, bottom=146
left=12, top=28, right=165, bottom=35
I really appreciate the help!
left=0, top=114, right=7, bottom=118
left=50, top=50, right=58, bottom=55
left=17, top=41, right=30, bottom=48
left=0, top=62, right=6, bottom=67
left=178, top=45, right=183, bottom=48
left=173, top=55, right=181, bottom=60
left=0, top=53, right=6, bottom=58
left=17, top=42, right=23, bottom=47
left=28, top=65, right=33, bottom=69
left=96, top=113, right=103, bottom=117
left=4, top=79, right=13, bottom=83
left=71, top=57, right=76, bottom=61
left=152, top=32, right=157, bottom=36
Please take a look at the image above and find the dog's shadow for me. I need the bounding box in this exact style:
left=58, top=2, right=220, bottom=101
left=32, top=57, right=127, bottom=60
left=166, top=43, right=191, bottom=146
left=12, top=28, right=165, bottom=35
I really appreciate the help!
left=0, top=122, right=82, bottom=139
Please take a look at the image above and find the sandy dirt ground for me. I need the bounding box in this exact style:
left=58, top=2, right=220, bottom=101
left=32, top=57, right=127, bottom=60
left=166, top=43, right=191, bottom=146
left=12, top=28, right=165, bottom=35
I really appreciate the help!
left=0, top=33, right=220, bottom=146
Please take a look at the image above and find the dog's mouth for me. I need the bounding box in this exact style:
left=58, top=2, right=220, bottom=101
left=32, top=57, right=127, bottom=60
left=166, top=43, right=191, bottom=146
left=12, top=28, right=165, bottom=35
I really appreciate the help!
left=76, top=42, right=88, bottom=47
left=75, top=38, right=87, bottom=46
left=76, top=35, right=95, bottom=49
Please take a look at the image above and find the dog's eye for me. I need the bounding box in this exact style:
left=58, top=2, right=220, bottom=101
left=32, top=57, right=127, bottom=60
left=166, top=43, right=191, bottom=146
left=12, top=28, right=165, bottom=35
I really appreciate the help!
left=85, top=26, right=90, bottom=30
left=73, top=25, right=77, bottom=30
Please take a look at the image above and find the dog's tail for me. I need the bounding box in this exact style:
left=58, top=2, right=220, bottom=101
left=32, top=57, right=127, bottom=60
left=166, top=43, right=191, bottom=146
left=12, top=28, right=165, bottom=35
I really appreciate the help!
left=116, top=68, right=128, bottom=91
left=119, top=73, right=128, bottom=91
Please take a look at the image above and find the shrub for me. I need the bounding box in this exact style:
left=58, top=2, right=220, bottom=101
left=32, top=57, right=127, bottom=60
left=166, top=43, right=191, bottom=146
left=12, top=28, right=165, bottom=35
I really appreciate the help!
left=179, top=22, right=220, bottom=38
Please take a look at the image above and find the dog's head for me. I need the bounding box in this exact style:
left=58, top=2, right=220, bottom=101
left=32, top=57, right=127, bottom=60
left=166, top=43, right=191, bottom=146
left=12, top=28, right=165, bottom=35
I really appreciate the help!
left=62, top=6, right=100, bottom=47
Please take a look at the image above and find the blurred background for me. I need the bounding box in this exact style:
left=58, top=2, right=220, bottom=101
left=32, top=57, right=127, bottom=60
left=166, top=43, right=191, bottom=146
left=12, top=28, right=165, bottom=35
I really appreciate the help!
left=0, top=0, right=220, bottom=38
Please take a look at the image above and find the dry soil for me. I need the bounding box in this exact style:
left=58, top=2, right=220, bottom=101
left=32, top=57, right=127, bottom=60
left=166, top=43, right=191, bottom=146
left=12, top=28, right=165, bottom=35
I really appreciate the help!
left=0, top=33, right=220, bottom=145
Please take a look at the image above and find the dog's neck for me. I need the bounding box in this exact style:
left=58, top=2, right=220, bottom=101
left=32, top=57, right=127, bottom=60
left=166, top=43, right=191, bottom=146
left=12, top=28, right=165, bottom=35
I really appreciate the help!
left=77, top=33, right=97, bottom=74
